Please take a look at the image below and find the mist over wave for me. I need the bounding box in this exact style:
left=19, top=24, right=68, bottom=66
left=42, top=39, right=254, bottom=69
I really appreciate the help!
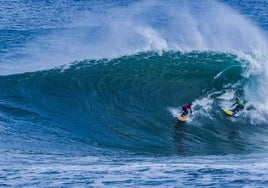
left=0, top=0, right=266, bottom=72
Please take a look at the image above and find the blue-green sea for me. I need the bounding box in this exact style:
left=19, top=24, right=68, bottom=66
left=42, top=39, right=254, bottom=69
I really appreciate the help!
left=0, top=0, right=267, bottom=187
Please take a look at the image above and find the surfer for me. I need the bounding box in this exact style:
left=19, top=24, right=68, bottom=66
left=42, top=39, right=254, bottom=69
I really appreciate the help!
left=231, top=98, right=244, bottom=113
left=181, top=103, right=192, bottom=117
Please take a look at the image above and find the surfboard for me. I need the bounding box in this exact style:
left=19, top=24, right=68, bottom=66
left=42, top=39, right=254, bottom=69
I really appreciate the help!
left=178, top=115, right=187, bottom=122
left=224, top=109, right=233, bottom=116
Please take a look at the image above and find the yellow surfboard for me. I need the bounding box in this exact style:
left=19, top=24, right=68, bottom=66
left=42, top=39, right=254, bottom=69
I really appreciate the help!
left=178, top=115, right=187, bottom=122
left=224, top=109, right=233, bottom=116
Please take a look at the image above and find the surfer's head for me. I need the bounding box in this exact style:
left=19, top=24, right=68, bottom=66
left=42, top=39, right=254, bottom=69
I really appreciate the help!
left=236, top=98, right=239, bottom=101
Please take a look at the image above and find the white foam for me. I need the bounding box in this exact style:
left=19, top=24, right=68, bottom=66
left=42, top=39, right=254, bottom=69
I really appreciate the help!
left=191, top=93, right=216, bottom=121
left=168, top=107, right=181, bottom=118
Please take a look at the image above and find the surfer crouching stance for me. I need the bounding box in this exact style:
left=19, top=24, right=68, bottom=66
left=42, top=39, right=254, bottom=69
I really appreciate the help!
left=181, top=103, right=192, bottom=117
left=231, top=98, right=244, bottom=113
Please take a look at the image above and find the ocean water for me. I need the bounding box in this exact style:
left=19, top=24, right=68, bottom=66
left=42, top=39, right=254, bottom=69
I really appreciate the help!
left=0, top=0, right=267, bottom=187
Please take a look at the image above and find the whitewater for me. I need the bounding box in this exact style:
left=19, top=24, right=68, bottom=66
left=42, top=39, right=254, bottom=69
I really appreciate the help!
left=0, top=0, right=268, bottom=187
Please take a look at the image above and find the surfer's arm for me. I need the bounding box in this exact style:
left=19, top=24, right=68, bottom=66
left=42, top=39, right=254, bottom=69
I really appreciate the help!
left=231, top=102, right=237, bottom=107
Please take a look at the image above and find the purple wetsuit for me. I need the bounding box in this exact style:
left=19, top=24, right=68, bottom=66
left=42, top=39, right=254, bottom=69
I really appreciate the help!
left=182, top=104, right=192, bottom=111
left=181, top=103, right=192, bottom=116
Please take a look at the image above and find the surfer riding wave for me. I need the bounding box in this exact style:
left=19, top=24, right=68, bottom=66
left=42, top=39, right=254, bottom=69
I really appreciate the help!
left=181, top=103, right=192, bottom=117
left=231, top=98, right=245, bottom=114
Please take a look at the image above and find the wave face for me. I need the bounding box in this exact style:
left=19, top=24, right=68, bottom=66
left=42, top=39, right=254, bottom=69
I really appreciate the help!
left=1, top=51, right=267, bottom=155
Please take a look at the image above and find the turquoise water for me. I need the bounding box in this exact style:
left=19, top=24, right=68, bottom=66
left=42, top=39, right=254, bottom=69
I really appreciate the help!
left=0, top=0, right=267, bottom=187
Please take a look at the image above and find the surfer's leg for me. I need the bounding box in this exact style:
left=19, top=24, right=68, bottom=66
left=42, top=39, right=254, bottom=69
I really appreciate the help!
left=234, top=106, right=239, bottom=113
left=181, top=109, right=187, bottom=116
